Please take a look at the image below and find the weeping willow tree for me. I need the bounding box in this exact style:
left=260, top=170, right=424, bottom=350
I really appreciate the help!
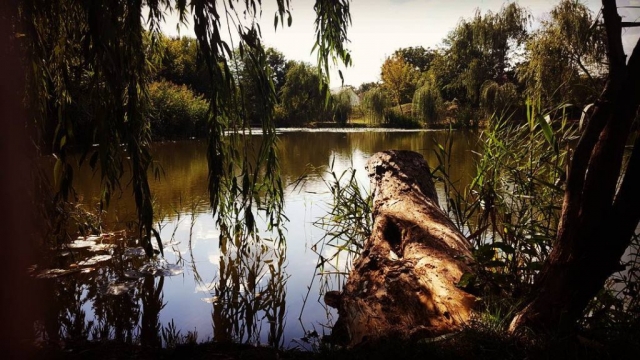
left=479, top=80, right=519, bottom=118
left=332, top=89, right=354, bottom=126
left=412, top=82, right=442, bottom=125
left=361, top=87, right=389, bottom=125
left=517, top=0, right=605, bottom=108
left=441, top=3, right=529, bottom=107
left=17, top=0, right=352, bottom=256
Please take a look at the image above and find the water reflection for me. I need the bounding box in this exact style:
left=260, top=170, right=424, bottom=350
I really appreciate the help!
left=37, top=130, right=480, bottom=348
left=72, top=130, right=479, bottom=225
left=209, top=237, right=287, bottom=347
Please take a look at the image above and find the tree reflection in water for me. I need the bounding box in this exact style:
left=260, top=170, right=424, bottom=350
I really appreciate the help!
left=33, top=221, right=288, bottom=349
left=207, top=233, right=288, bottom=347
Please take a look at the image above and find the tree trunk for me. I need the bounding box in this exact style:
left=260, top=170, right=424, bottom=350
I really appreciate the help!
left=509, top=0, right=640, bottom=334
left=325, top=150, right=476, bottom=347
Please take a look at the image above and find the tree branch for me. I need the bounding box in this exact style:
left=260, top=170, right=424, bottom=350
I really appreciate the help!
left=611, top=36, right=640, bottom=255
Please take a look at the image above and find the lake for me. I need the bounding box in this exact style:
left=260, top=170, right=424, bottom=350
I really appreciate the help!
left=35, top=129, right=481, bottom=348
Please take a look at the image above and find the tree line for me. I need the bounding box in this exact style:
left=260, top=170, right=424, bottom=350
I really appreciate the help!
left=150, top=34, right=361, bottom=139
left=363, top=1, right=605, bottom=127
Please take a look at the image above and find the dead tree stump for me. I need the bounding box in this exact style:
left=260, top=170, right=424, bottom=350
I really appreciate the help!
left=326, top=150, right=476, bottom=346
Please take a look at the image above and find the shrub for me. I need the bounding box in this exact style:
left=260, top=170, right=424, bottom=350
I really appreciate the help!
left=383, top=109, right=422, bottom=129
left=148, top=80, right=209, bottom=140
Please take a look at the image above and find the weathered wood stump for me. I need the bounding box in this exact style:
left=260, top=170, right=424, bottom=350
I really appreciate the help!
left=325, top=150, right=476, bottom=346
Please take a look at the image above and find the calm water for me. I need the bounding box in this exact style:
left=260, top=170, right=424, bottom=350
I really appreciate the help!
left=36, top=129, right=480, bottom=348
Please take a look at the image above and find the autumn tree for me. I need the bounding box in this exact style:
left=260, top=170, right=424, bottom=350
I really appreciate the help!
left=380, top=55, right=418, bottom=112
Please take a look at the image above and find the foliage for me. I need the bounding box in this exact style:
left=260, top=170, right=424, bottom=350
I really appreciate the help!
left=440, top=3, right=529, bottom=107
left=412, top=80, right=443, bottom=125
left=331, top=89, right=354, bottom=126
left=380, top=55, right=419, bottom=110
left=517, top=0, right=606, bottom=109
left=479, top=80, right=519, bottom=118
left=312, top=0, right=353, bottom=84
left=147, top=81, right=208, bottom=140
left=434, top=103, right=575, bottom=299
left=20, top=0, right=352, bottom=256
left=361, top=87, right=389, bottom=125
left=155, top=35, right=210, bottom=96
left=383, top=109, right=422, bottom=129
left=312, top=164, right=372, bottom=294
left=277, top=61, right=326, bottom=126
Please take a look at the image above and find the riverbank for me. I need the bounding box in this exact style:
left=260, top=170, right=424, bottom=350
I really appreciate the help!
left=26, top=323, right=640, bottom=360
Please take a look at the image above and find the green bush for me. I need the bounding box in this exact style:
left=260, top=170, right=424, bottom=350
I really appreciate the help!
left=148, top=80, right=209, bottom=140
left=383, top=109, right=422, bottom=129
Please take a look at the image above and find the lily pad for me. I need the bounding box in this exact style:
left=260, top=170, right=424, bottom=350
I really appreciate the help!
left=35, top=268, right=80, bottom=279
left=68, top=240, right=97, bottom=249
left=77, top=255, right=112, bottom=266
left=89, top=244, right=116, bottom=252
left=201, top=296, right=219, bottom=304
left=104, top=282, right=137, bottom=296
left=123, top=269, right=145, bottom=279
left=139, top=263, right=184, bottom=277
left=124, top=247, right=147, bottom=257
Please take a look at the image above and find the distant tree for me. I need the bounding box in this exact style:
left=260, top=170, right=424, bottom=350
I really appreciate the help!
left=231, top=46, right=288, bottom=126
left=266, top=48, right=287, bottom=96
left=412, top=74, right=443, bottom=125
left=479, top=80, right=519, bottom=118
left=277, top=61, right=326, bottom=125
left=440, top=3, right=529, bottom=106
left=157, top=35, right=210, bottom=96
left=517, top=0, right=605, bottom=108
left=357, top=81, right=379, bottom=95
left=380, top=55, right=419, bottom=112
left=332, top=89, right=353, bottom=125
left=393, top=46, right=437, bottom=72
left=362, top=87, right=389, bottom=124
left=148, top=81, right=208, bottom=139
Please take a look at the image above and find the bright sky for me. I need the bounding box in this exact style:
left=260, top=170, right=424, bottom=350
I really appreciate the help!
left=159, top=0, right=639, bottom=87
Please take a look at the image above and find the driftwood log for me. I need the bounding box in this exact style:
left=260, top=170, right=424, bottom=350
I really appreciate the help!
left=325, top=150, right=476, bottom=346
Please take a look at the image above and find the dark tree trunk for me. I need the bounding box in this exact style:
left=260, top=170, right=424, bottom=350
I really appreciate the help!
left=509, top=0, right=640, bottom=334
left=326, top=150, right=476, bottom=347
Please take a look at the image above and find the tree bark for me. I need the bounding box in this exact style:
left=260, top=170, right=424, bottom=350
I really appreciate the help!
left=325, top=150, right=476, bottom=347
left=509, top=0, right=640, bottom=334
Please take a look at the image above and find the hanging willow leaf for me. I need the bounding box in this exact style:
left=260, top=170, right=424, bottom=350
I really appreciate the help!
left=20, top=0, right=352, bottom=257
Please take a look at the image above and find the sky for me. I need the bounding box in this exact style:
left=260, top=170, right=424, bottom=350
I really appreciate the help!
left=158, top=0, right=639, bottom=87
